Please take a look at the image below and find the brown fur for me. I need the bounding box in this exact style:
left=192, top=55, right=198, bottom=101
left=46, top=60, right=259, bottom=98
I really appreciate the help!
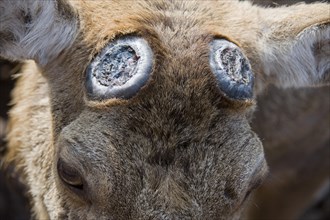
left=0, top=0, right=329, bottom=219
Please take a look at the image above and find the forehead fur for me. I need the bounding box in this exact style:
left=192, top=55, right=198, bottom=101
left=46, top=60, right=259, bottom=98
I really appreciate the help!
left=70, top=0, right=258, bottom=51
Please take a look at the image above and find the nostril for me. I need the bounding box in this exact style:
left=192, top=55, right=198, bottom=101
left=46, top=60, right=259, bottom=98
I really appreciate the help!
left=57, top=158, right=84, bottom=191
left=224, top=182, right=238, bottom=200
left=242, top=158, right=268, bottom=202
left=244, top=178, right=263, bottom=201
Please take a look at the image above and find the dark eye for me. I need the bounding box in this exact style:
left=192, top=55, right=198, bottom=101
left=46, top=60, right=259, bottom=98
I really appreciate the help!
left=57, top=158, right=84, bottom=191
left=86, top=36, right=153, bottom=100
left=209, top=39, right=254, bottom=100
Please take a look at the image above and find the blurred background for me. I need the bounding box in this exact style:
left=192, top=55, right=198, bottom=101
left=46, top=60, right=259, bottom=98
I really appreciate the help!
left=0, top=0, right=329, bottom=219
left=0, top=60, right=30, bottom=219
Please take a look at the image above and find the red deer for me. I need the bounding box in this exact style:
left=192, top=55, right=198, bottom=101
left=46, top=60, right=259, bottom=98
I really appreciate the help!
left=0, top=0, right=329, bottom=219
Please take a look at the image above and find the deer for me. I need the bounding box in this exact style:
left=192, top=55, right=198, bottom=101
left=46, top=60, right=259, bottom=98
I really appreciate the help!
left=0, top=0, right=329, bottom=219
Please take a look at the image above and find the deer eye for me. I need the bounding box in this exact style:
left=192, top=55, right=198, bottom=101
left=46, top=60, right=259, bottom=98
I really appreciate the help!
left=86, top=36, right=153, bottom=100
left=57, top=158, right=84, bottom=191
left=210, top=39, right=254, bottom=100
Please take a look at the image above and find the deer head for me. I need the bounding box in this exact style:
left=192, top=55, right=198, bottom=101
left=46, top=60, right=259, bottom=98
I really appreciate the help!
left=0, top=0, right=329, bottom=219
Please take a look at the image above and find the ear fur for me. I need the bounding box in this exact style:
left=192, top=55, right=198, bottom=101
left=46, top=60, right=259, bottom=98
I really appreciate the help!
left=0, top=0, right=78, bottom=65
left=256, top=3, right=330, bottom=88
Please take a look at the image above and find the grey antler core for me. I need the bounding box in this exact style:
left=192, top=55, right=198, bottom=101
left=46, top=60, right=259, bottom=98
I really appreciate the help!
left=86, top=36, right=153, bottom=100
left=210, top=39, right=254, bottom=100
left=92, top=45, right=140, bottom=87
left=215, top=46, right=250, bottom=84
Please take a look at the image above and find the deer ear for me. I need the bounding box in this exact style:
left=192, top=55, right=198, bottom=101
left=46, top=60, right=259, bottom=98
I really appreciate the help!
left=0, top=0, right=78, bottom=65
left=256, top=3, right=329, bottom=89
